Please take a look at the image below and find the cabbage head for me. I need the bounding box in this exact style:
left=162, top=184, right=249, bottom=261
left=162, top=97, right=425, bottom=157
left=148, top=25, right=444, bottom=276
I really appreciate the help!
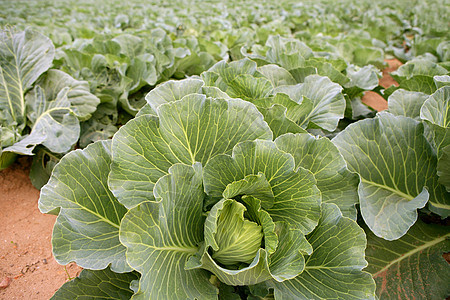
left=39, top=79, right=375, bottom=299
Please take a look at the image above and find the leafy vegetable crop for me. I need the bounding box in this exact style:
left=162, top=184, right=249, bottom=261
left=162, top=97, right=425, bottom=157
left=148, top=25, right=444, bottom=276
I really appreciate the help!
left=39, top=80, right=376, bottom=299
left=1, top=0, right=448, bottom=298
left=0, top=28, right=100, bottom=178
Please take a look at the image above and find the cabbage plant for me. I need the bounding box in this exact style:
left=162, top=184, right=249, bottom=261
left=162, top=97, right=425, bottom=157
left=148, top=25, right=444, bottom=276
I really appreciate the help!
left=39, top=79, right=375, bottom=299
left=0, top=29, right=99, bottom=174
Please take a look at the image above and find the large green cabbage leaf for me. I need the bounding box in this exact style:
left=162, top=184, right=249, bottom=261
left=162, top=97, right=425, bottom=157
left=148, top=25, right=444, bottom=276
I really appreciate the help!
left=365, top=219, right=450, bottom=299
left=333, top=112, right=449, bottom=240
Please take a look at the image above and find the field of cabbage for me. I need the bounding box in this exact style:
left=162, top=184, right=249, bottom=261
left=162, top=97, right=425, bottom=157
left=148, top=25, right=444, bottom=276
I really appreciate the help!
left=0, top=0, right=449, bottom=298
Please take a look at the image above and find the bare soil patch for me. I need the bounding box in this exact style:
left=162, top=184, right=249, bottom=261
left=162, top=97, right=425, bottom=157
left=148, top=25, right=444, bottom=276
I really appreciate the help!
left=0, top=158, right=81, bottom=300
left=362, top=58, right=402, bottom=111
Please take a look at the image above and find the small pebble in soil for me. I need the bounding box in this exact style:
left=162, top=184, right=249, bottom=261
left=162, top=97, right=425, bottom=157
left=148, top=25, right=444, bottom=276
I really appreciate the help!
left=0, top=277, right=11, bottom=289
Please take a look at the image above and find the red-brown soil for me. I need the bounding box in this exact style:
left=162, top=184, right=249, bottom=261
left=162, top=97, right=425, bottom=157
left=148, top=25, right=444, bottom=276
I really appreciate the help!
left=362, top=58, right=402, bottom=111
left=0, top=158, right=81, bottom=300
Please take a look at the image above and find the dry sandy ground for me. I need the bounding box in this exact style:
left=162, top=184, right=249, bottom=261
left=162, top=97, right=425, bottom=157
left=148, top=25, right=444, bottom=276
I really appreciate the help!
left=0, top=158, right=81, bottom=300
left=361, top=58, right=402, bottom=111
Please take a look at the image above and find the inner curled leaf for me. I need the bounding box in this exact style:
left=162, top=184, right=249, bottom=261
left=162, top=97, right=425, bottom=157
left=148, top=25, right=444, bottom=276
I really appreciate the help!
left=212, top=200, right=263, bottom=266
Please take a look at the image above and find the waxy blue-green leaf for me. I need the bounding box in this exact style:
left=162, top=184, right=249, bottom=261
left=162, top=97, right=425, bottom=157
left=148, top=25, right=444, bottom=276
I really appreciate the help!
left=25, top=86, right=80, bottom=153
left=204, top=140, right=321, bottom=234
left=29, top=147, right=61, bottom=190
left=29, top=69, right=100, bottom=121
left=420, top=86, right=450, bottom=201
left=206, top=59, right=258, bottom=87
left=365, top=219, right=450, bottom=299
left=437, top=145, right=450, bottom=191
left=391, top=59, right=448, bottom=94
left=293, top=58, right=350, bottom=86
left=269, top=203, right=376, bottom=300
left=109, top=96, right=272, bottom=208
left=258, top=92, right=314, bottom=130
left=2, top=131, right=46, bottom=155
left=267, top=221, right=312, bottom=282
left=257, top=104, right=307, bottom=138
left=433, top=75, right=450, bottom=89
left=226, top=74, right=273, bottom=101
left=51, top=268, right=139, bottom=300
left=333, top=112, right=450, bottom=239
left=353, top=47, right=384, bottom=69
left=392, top=59, right=448, bottom=79
left=387, top=89, right=429, bottom=120
left=264, top=35, right=314, bottom=70
left=257, top=64, right=296, bottom=87
left=275, top=133, right=359, bottom=220
left=288, top=66, right=316, bottom=84
left=0, top=28, right=54, bottom=128
left=39, top=140, right=131, bottom=272
left=202, top=59, right=274, bottom=101
left=344, top=65, right=380, bottom=99
left=420, top=86, right=450, bottom=128
left=119, top=164, right=218, bottom=300
left=274, top=75, right=346, bottom=131
left=144, top=78, right=204, bottom=112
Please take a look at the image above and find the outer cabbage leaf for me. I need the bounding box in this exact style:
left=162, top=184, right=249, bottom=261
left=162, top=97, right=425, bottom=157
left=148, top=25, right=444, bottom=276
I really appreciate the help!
left=109, top=95, right=272, bottom=208
left=437, top=145, right=450, bottom=191
left=2, top=130, right=46, bottom=155
left=274, top=75, right=345, bottom=131
left=333, top=112, right=449, bottom=239
left=387, top=89, right=429, bottom=120
left=119, top=164, right=218, bottom=300
left=257, top=104, right=306, bottom=138
left=24, top=86, right=80, bottom=153
left=144, top=78, right=204, bottom=112
left=30, top=69, right=100, bottom=121
left=433, top=75, right=450, bottom=89
left=51, top=268, right=138, bottom=300
left=0, top=29, right=55, bottom=162
left=0, top=28, right=54, bottom=129
left=391, top=59, right=448, bottom=94
left=421, top=86, right=450, bottom=193
left=268, top=203, right=376, bottom=299
left=29, top=147, right=61, bottom=190
left=257, top=64, right=296, bottom=87
left=39, top=140, right=131, bottom=272
left=365, top=220, right=450, bottom=299
left=295, top=58, right=349, bottom=86
left=344, top=65, right=380, bottom=100
left=255, top=35, right=314, bottom=70
left=420, top=86, right=450, bottom=128
left=201, top=59, right=273, bottom=102
left=226, top=74, right=273, bottom=101
left=275, top=133, right=359, bottom=220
